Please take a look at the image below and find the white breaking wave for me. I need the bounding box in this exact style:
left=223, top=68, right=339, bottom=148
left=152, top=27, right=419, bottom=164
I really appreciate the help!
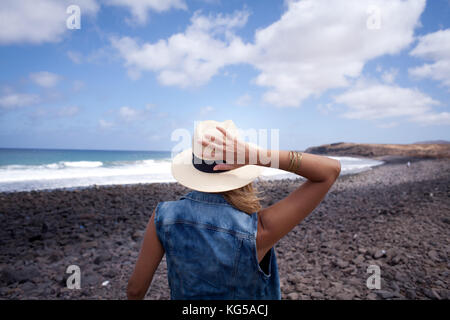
left=0, top=156, right=384, bottom=192
left=61, top=161, right=103, bottom=168
left=0, top=160, right=170, bottom=183
left=6, top=161, right=104, bottom=170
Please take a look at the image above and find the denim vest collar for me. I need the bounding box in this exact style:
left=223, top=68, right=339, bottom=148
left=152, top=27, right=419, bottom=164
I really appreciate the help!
left=180, top=190, right=229, bottom=205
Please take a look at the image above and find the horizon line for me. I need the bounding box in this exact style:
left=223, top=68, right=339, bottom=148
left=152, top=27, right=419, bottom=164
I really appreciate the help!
left=0, top=147, right=172, bottom=153
left=0, top=139, right=448, bottom=153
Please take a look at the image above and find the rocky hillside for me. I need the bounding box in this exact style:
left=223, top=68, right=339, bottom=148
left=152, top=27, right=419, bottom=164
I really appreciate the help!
left=304, top=142, right=450, bottom=160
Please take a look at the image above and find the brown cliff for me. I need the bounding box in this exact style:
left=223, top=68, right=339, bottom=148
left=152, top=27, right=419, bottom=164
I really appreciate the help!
left=304, top=142, right=450, bottom=161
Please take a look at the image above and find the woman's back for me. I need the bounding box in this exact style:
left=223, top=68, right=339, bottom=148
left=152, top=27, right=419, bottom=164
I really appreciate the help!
left=155, top=190, right=281, bottom=300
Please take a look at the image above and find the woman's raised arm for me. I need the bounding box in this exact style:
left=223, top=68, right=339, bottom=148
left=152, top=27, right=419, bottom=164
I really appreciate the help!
left=254, top=150, right=340, bottom=262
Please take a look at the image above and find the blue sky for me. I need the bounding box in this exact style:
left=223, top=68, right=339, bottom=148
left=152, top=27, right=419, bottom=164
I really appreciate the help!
left=0, top=0, right=449, bottom=152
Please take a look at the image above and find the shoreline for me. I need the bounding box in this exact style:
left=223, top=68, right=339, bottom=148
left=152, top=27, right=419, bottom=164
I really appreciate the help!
left=0, top=157, right=449, bottom=300
left=0, top=153, right=398, bottom=195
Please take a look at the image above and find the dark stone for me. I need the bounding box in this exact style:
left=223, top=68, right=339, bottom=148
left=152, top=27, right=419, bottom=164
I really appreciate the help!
left=394, top=272, right=408, bottom=283
left=0, top=266, right=39, bottom=285
left=423, top=288, right=441, bottom=300
left=373, top=249, right=386, bottom=259
left=94, top=254, right=111, bottom=265
left=41, top=222, right=49, bottom=234
left=48, top=253, right=60, bottom=263
left=336, top=292, right=354, bottom=300
left=352, top=254, right=365, bottom=265
left=427, top=250, right=439, bottom=262
left=28, top=234, right=43, bottom=242
left=0, top=268, right=21, bottom=285
left=376, top=290, right=395, bottom=299
left=405, top=289, right=417, bottom=299
left=20, top=281, right=37, bottom=292
left=335, top=259, right=349, bottom=268
left=287, top=292, right=299, bottom=300
left=84, top=274, right=100, bottom=287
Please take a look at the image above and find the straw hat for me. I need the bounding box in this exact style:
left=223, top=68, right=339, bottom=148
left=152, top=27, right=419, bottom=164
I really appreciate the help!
left=171, top=120, right=262, bottom=192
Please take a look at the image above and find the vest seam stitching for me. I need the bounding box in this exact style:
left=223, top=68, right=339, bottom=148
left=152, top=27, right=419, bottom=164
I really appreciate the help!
left=181, top=196, right=230, bottom=206
left=156, top=219, right=254, bottom=240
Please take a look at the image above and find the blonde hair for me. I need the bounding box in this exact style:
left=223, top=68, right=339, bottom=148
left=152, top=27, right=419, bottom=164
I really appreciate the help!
left=218, top=182, right=264, bottom=214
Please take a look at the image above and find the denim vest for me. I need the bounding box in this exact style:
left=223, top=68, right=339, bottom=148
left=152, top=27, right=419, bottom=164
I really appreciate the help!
left=154, top=190, right=281, bottom=300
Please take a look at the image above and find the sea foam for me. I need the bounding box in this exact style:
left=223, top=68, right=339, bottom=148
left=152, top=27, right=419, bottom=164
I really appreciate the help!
left=0, top=156, right=384, bottom=192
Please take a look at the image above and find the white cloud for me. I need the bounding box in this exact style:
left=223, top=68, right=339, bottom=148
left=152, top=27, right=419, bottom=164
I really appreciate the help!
left=381, top=68, right=399, bottom=84
left=196, top=0, right=220, bottom=4
left=67, top=51, right=83, bottom=64
left=57, top=106, right=79, bottom=117
left=111, top=9, right=253, bottom=87
left=29, top=105, right=80, bottom=119
left=409, top=28, right=450, bottom=88
left=119, top=106, right=139, bottom=121
left=145, top=103, right=156, bottom=110
left=317, top=103, right=336, bottom=115
left=235, top=93, right=252, bottom=106
left=107, top=0, right=187, bottom=24
left=0, top=0, right=99, bottom=45
left=409, top=112, right=450, bottom=126
left=250, top=0, right=425, bottom=107
left=112, top=0, right=425, bottom=107
left=30, top=71, right=61, bottom=88
left=335, top=82, right=438, bottom=120
left=117, top=104, right=165, bottom=123
left=99, top=119, right=114, bottom=128
left=0, top=93, right=40, bottom=109
left=334, top=81, right=448, bottom=126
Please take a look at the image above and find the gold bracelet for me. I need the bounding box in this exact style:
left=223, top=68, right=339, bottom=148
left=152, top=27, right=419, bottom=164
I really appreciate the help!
left=294, top=152, right=303, bottom=172
left=292, top=151, right=300, bottom=173
left=288, top=151, right=295, bottom=171
left=294, top=152, right=300, bottom=173
left=288, top=150, right=296, bottom=172
left=289, top=151, right=303, bottom=173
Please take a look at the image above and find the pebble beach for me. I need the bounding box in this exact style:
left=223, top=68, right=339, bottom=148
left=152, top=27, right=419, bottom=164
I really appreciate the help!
left=0, top=156, right=449, bottom=300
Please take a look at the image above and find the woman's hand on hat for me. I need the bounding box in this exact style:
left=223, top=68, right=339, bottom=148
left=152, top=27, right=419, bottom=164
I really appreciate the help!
left=198, top=125, right=252, bottom=171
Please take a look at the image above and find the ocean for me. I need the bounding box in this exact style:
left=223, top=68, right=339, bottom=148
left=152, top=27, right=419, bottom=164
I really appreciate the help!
left=0, top=148, right=384, bottom=192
